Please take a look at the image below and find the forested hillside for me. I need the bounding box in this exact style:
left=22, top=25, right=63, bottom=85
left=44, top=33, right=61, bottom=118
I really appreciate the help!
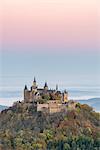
left=0, top=102, right=100, bottom=150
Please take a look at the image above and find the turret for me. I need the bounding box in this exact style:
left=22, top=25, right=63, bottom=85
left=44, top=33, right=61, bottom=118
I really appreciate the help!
left=31, top=77, right=37, bottom=91
left=24, top=85, right=30, bottom=102
left=24, top=85, right=27, bottom=90
left=44, top=82, right=48, bottom=91
left=62, top=90, right=68, bottom=103
left=33, top=77, right=36, bottom=86
left=56, top=84, right=58, bottom=91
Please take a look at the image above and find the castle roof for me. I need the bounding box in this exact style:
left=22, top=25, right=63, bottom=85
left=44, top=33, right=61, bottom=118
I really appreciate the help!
left=24, top=85, right=28, bottom=90
left=44, top=82, right=48, bottom=87
left=34, top=77, right=36, bottom=83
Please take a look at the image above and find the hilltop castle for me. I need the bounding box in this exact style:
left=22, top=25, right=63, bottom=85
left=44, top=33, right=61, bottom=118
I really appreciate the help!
left=24, top=77, right=68, bottom=103
left=12, top=77, right=77, bottom=114
left=23, top=77, right=71, bottom=113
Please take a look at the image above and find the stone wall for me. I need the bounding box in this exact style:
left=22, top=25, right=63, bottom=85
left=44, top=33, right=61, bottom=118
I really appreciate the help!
left=37, top=103, right=49, bottom=112
left=37, top=100, right=64, bottom=113
left=49, top=103, right=62, bottom=113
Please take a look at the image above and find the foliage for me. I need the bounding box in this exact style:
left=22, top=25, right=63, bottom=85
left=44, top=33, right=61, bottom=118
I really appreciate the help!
left=42, top=93, right=50, bottom=100
left=0, top=102, right=100, bottom=150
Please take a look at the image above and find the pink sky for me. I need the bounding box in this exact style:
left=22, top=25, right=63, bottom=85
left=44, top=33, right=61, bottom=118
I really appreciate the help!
left=0, top=0, right=100, bottom=52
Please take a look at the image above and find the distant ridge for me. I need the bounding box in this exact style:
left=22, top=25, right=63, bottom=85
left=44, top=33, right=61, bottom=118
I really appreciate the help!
left=0, top=105, right=8, bottom=112
left=77, top=98, right=100, bottom=112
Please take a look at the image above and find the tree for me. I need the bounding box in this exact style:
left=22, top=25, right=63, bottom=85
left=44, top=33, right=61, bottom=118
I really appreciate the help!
left=64, top=143, right=70, bottom=150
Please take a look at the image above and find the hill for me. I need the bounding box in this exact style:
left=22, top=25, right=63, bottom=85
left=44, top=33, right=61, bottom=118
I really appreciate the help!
left=0, top=101, right=100, bottom=150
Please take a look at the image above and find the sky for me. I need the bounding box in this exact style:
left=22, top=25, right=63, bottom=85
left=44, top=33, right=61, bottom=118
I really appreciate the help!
left=0, top=0, right=100, bottom=92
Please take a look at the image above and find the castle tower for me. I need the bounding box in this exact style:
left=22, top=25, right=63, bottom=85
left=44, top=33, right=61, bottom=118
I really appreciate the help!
left=24, top=85, right=30, bottom=102
left=31, top=77, right=37, bottom=92
left=24, top=85, right=28, bottom=100
left=33, top=77, right=36, bottom=87
left=44, top=82, right=48, bottom=91
left=62, top=90, right=68, bottom=103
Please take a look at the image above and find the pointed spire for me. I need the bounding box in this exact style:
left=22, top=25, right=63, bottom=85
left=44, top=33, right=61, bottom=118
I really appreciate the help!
left=32, top=77, right=37, bottom=89
left=44, top=82, right=48, bottom=87
left=44, top=82, right=48, bottom=90
left=24, top=85, right=27, bottom=90
left=34, top=77, right=36, bottom=83
left=56, top=84, right=58, bottom=91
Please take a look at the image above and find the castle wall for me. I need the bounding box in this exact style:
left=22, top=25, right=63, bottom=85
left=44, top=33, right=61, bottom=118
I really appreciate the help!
left=49, top=103, right=62, bottom=113
left=37, top=101, right=64, bottom=113
left=37, top=103, right=49, bottom=111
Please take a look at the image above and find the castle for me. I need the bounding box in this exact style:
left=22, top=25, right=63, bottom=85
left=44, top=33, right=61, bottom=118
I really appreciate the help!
left=24, top=77, right=68, bottom=103
left=24, top=77, right=69, bottom=113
